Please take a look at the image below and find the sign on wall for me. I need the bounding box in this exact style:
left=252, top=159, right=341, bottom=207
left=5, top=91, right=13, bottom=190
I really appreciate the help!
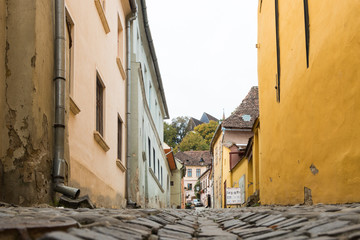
left=226, top=187, right=242, bottom=205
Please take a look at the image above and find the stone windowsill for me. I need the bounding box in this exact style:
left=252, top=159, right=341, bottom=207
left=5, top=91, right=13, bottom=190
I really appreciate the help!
left=149, top=168, right=164, bottom=193
left=94, top=0, right=110, bottom=34
left=93, top=131, right=110, bottom=152
left=116, top=57, right=126, bottom=80
left=116, top=159, right=126, bottom=172
left=70, top=97, right=81, bottom=115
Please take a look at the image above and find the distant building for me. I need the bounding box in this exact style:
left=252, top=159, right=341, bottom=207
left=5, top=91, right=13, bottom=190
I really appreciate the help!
left=187, top=113, right=218, bottom=131
left=211, top=86, right=259, bottom=208
left=199, top=167, right=213, bottom=207
left=165, top=145, right=185, bottom=209
left=175, top=151, right=211, bottom=204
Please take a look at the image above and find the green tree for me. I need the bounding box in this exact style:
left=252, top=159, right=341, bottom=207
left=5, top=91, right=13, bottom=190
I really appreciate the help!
left=194, top=120, right=219, bottom=146
left=178, top=132, right=208, bottom=152
left=172, top=116, right=190, bottom=143
left=163, top=116, right=190, bottom=149
left=164, top=122, right=177, bottom=149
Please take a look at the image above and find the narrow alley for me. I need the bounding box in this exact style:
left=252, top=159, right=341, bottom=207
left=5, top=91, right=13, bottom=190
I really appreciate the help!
left=1, top=203, right=360, bottom=239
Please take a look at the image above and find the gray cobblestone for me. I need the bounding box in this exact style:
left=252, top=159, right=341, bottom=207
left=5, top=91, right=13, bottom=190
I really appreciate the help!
left=1, top=203, right=360, bottom=239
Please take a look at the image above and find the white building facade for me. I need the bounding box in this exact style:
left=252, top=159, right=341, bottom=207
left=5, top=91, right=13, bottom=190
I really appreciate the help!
left=127, top=0, right=170, bottom=208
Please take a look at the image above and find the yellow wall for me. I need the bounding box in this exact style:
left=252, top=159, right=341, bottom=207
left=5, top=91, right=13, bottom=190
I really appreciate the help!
left=252, top=121, right=260, bottom=195
left=230, top=158, right=248, bottom=206
left=212, top=129, right=223, bottom=208
left=221, top=146, right=231, bottom=207
left=258, top=0, right=360, bottom=204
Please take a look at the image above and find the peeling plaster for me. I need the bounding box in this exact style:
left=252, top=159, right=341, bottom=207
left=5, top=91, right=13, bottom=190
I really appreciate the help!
left=310, top=164, right=319, bottom=175
left=0, top=0, right=52, bottom=205
left=31, top=54, right=36, bottom=68
left=304, top=187, right=313, bottom=205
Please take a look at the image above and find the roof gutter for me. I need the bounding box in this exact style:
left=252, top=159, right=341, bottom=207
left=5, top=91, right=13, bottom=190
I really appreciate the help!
left=140, top=0, right=169, bottom=119
left=53, top=0, right=80, bottom=199
left=222, top=127, right=252, bottom=132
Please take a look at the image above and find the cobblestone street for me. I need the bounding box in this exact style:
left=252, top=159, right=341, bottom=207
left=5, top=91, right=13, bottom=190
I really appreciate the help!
left=1, top=203, right=360, bottom=240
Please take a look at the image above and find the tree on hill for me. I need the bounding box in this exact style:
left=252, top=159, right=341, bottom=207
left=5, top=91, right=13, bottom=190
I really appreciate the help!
left=194, top=120, right=219, bottom=146
left=164, top=122, right=177, bottom=149
left=164, top=116, right=190, bottom=150
left=178, top=132, right=208, bottom=152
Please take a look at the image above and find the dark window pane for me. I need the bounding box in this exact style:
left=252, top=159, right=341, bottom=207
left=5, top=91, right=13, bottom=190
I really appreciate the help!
left=96, top=77, right=104, bottom=135
left=117, top=118, right=122, bottom=159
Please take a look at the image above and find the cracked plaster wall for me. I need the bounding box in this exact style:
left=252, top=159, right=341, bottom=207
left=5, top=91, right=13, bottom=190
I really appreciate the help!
left=0, top=0, right=54, bottom=205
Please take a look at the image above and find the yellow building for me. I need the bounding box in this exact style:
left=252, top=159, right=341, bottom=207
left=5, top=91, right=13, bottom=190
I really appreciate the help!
left=229, top=119, right=260, bottom=208
left=258, top=1, right=360, bottom=204
left=211, top=87, right=258, bottom=208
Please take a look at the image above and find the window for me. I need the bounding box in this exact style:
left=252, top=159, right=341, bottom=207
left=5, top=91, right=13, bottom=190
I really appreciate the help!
left=170, top=181, right=174, bottom=186
left=148, top=138, right=151, bottom=167
left=187, top=169, right=192, bottom=177
left=157, top=159, right=160, bottom=179
left=65, top=10, right=74, bottom=96
left=187, top=183, right=192, bottom=190
left=275, top=0, right=281, bottom=102
left=161, top=166, right=163, bottom=186
left=196, top=169, right=201, bottom=177
left=117, top=117, right=122, bottom=160
left=303, top=0, right=310, bottom=68
left=153, top=148, right=156, bottom=172
left=96, top=75, right=104, bottom=136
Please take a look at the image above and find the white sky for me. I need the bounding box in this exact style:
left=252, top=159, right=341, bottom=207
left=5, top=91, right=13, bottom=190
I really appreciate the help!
left=146, top=0, right=259, bottom=121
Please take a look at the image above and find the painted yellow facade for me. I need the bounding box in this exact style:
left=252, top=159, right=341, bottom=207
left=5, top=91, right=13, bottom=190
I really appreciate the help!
left=251, top=118, right=260, bottom=198
left=221, top=146, right=230, bottom=207
left=230, top=157, right=249, bottom=206
left=212, top=128, right=223, bottom=208
left=258, top=0, right=360, bottom=204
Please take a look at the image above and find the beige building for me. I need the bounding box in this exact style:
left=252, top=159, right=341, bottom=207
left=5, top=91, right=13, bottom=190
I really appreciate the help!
left=169, top=158, right=185, bottom=208
left=65, top=0, right=135, bottom=208
left=175, top=151, right=211, bottom=204
left=199, top=167, right=212, bottom=207
left=0, top=0, right=166, bottom=208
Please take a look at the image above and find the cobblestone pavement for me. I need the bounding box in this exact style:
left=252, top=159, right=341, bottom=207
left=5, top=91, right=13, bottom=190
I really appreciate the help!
left=1, top=203, right=360, bottom=239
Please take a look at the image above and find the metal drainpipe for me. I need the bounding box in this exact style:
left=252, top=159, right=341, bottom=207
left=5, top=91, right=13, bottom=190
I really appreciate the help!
left=53, top=0, right=80, bottom=199
left=126, top=11, right=137, bottom=204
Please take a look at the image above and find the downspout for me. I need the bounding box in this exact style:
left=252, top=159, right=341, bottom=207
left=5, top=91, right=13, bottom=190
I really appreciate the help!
left=53, top=0, right=80, bottom=198
left=126, top=10, right=137, bottom=204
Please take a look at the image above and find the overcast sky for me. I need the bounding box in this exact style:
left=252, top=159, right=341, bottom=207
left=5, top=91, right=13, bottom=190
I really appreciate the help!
left=146, top=0, right=258, bottom=121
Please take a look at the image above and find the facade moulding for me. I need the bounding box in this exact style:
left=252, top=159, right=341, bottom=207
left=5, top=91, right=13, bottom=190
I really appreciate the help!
left=136, top=63, right=166, bottom=160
